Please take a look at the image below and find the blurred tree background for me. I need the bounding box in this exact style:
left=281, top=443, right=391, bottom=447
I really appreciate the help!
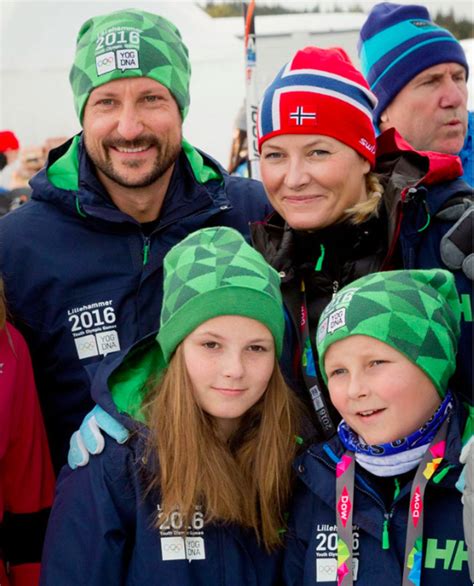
left=200, top=2, right=473, bottom=39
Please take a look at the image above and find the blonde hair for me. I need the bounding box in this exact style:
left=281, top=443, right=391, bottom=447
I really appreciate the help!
left=143, top=344, right=300, bottom=551
left=345, top=172, right=384, bottom=224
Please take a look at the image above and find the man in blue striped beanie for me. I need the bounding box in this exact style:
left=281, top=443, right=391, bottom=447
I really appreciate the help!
left=358, top=3, right=472, bottom=183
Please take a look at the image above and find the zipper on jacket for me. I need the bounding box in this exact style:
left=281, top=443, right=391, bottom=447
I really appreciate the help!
left=417, top=199, right=431, bottom=232
left=382, top=514, right=391, bottom=550
left=382, top=184, right=418, bottom=270
left=75, top=195, right=87, bottom=218
left=314, top=244, right=326, bottom=272
left=332, top=281, right=339, bottom=297
left=381, top=201, right=403, bottom=270
left=142, top=237, right=151, bottom=266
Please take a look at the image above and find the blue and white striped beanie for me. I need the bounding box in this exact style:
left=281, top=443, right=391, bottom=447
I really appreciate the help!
left=358, top=3, right=469, bottom=122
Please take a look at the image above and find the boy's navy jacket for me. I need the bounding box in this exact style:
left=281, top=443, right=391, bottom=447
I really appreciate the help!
left=0, top=135, right=271, bottom=470
left=282, top=398, right=471, bottom=585
left=40, top=335, right=283, bottom=586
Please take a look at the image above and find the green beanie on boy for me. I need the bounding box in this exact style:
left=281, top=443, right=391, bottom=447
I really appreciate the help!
left=157, top=227, right=285, bottom=361
left=316, top=269, right=461, bottom=397
left=69, top=9, right=191, bottom=122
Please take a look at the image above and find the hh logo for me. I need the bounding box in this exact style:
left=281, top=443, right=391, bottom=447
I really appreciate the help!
left=424, top=539, right=468, bottom=572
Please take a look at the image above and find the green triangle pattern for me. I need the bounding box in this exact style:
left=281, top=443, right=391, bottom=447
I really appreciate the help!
left=316, top=269, right=462, bottom=394
left=160, top=227, right=282, bottom=328
left=70, top=8, right=191, bottom=119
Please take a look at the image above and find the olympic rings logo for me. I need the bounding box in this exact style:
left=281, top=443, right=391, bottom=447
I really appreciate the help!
left=77, top=340, right=96, bottom=351
left=163, top=543, right=183, bottom=552
left=97, top=55, right=114, bottom=67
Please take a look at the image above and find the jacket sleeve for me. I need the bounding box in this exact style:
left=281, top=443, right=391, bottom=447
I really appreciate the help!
left=39, top=438, right=136, bottom=586
left=1, top=324, right=55, bottom=586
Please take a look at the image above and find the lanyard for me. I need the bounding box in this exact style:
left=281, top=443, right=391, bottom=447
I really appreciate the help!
left=335, top=418, right=449, bottom=586
left=299, top=279, right=335, bottom=439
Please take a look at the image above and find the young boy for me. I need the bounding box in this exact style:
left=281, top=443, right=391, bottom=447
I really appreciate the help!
left=283, top=269, right=472, bottom=585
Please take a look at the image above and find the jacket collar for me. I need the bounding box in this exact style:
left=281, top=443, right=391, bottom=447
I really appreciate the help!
left=31, top=133, right=226, bottom=223
left=377, top=128, right=463, bottom=186
left=298, top=395, right=466, bottom=496
left=294, top=398, right=466, bottom=542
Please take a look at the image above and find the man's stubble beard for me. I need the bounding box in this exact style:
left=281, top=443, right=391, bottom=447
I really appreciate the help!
left=85, top=133, right=182, bottom=189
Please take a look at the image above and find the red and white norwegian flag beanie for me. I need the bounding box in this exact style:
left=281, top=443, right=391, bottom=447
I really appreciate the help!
left=257, top=46, right=377, bottom=167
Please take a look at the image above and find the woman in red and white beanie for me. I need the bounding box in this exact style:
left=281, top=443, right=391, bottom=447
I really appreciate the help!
left=257, top=46, right=380, bottom=232
left=250, top=45, right=472, bottom=440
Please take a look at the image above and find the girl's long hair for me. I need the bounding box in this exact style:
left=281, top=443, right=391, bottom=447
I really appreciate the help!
left=143, top=344, right=300, bottom=551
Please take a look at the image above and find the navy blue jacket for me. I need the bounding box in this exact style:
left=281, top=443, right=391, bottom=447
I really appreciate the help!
left=41, top=434, right=282, bottom=586
left=0, top=135, right=271, bottom=470
left=380, top=131, right=473, bottom=399
left=282, top=399, right=471, bottom=585
left=40, top=332, right=283, bottom=586
left=459, top=111, right=473, bottom=187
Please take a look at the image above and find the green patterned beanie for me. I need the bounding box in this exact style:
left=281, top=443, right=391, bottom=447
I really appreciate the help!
left=316, top=269, right=461, bottom=397
left=69, top=9, right=191, bottom=122
left=157, top=227, right=285, bottom=361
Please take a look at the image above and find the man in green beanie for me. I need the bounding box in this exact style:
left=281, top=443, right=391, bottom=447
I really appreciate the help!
left=0, top=8, right=271, bottom=472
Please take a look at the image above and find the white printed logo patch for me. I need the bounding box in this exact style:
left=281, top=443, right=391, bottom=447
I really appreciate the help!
left=185, top=537, right=206, bottom=561
left=116, top=49, right=139, bottom=71
left=328, top=308, right=346, bottom=334
left=315, top=524, right=359, bottom=582
left=161, top=536, right=186, bottom=561
left=317, top=319, right=328, bottom=344
left=96, top=51, right=116, bottom=76
left=68, top=300, right=121, bottom=360
left=95, top=330, right=120, bottom=355
left=96, top=49, right=139, bottom=76
left=74, top=334, right=99, bottom=360
left=158, top=505, right=206, bottom=562
left=160, top=536, right=206, bottom=562
left=316, top=557, right=337, bottom=582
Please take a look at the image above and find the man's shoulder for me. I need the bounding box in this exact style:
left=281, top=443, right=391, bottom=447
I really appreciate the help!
left=224, top=173, right=266, bottom=197
left=222, top=174, right=271, bottom=214
left=0, top=199, right=42, bottom=233
left=59, top=431, right=142, bottom=491
left=0, top=196, right=66, bottom=241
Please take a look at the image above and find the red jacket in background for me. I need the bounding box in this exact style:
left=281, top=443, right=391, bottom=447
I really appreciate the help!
left=0, top=323, right=55, bottom=586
